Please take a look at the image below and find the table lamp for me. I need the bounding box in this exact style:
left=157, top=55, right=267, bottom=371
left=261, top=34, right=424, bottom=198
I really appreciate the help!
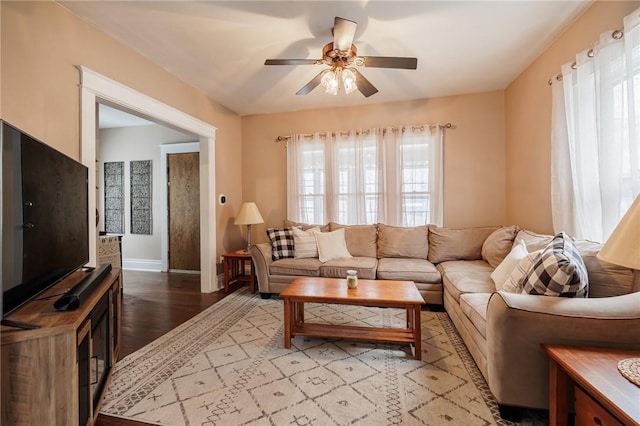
left=597, top=195, right=640, bottom=270
left=234, top=202, right=264, bottom=252
left=597, top=195, right=640, bottom=387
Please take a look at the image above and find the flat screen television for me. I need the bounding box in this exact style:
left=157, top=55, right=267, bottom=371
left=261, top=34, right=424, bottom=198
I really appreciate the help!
left=1, top=121, right=89, bottom=316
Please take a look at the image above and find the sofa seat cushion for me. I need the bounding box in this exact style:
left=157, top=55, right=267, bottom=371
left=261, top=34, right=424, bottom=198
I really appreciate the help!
left=442, top=271, right=495, bottom=302
left=377, top=258, right=440, bottom=283
left=270, top=258, right=321, bottom=277
left=437, top=260, right=493, bottom=274
left=459, top=293, right=491, bottom=339
left=319, top=257, right=377, bottom=279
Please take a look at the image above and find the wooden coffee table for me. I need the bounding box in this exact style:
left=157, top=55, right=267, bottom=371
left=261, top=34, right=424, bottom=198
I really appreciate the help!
left=280, top=277, right=425, bottom=360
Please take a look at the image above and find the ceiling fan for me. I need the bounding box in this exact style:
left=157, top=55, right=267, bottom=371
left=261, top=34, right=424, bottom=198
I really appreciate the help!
left=264, top=17, right=418, bottom=97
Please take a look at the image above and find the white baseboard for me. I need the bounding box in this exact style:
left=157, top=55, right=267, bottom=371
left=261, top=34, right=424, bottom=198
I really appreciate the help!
left=217, top=273, right=224, bottom=290
left=123, top=258, right=163, bottom=272
left=121, top=261, right=224, bottom=291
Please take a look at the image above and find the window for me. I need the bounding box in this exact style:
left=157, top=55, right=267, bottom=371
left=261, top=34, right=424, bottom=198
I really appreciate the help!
left=551, top=9, right=640, bottom=242
left=287, top=126, right=443, bottom=227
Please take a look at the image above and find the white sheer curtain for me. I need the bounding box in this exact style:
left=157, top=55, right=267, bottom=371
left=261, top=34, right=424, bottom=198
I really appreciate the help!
left=287, top=125, right=443, bottom=226
left=551, top=7, right=640, bottom=242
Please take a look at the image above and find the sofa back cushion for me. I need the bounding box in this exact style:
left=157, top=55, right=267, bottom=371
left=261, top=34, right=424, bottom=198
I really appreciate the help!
left=515, top=230, right=637, bottom=297
left=481, top=225, right=519, bottom=268
left=328, top=223, right=377, bottom=257
left=376, top=224, right=429, bottom=259
left=428, top=225, right=499, bottom=263
left=573, top=239, right=638, bottom=297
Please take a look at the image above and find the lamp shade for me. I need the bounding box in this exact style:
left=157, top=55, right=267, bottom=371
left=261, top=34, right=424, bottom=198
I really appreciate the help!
left=234, top=202, right=264, bottom=225
left=597, top=195, right=640, bottom=270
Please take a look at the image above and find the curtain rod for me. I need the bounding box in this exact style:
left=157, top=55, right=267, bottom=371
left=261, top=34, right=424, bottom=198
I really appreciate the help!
left=548, top=29, right=623, bottom=86
left=275, top=122, right=453, bottom=143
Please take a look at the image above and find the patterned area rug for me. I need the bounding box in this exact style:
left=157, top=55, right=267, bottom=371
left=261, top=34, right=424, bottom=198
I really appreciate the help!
left=101, top=288, right=545, bottom=425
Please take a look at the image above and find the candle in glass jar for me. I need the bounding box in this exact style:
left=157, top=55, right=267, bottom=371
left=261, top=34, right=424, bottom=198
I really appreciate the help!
left=346, top=270, right=358, bottom=289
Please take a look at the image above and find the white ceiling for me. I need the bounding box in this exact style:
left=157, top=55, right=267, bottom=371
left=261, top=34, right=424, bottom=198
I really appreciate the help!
left=59, top=1, right=591, bottom=117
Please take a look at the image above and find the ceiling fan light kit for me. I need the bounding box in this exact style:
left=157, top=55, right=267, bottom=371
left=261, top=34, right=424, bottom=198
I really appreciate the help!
left=342, top=68, right=358, bottom=94
left=320, top=69, right=338, bottom=95
left=320, top=67, right=357, bottom=95
left=264, top=17, right=417, bottom=98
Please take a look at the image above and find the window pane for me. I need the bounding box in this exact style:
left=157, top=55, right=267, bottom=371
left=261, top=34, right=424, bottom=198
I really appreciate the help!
left=400, top=135, right=431, bottom=226
left=289, top=129, right=437, bottom=226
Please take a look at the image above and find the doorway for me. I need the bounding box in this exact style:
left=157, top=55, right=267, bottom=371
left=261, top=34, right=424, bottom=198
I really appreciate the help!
left=168, top=152, right=200, bottom=272
left=79, top=66, right=218, bottom=293
left=97, top=108, right=197, bottom=272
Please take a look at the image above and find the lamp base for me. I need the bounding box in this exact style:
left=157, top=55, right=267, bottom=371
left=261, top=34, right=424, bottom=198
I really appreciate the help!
left=246, top=224, right=253, bottom=253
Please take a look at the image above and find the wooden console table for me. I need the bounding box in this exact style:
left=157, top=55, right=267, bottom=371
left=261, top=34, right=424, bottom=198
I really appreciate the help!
left=543, top=344, right=640, bottom=426
left=1, top=268, right=122, bottom=426
left=223, top=250, right=255, bottom=293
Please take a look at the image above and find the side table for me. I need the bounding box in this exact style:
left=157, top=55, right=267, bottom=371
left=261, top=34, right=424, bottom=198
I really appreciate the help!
left=542, top=344, right=640, bottom=426
left=223, top=250, right=255, bottom=294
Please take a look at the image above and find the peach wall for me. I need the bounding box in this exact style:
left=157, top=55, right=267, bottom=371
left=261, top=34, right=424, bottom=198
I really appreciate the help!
left=242, top=92, right=506, bottom=243
left=505, top=1, right=638, bottom=233
left=1, top=1, right=244, bottom=259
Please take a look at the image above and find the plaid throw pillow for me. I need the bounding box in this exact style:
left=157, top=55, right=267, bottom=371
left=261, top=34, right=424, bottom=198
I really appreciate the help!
left=521, top=232, right=588, bottom=297
left=266, top=227, right=295, bottom=261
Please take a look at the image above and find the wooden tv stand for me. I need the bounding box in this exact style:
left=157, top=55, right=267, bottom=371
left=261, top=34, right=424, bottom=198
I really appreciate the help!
left=1, top=267, right=122, bottom=426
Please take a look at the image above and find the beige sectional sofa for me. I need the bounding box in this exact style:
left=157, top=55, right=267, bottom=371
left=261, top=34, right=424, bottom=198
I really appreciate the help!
left=249, top=222, right=640, bottom=418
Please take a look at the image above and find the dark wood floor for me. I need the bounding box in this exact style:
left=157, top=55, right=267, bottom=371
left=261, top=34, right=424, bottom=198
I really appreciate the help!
left=96, top=270, right=247, bottom=426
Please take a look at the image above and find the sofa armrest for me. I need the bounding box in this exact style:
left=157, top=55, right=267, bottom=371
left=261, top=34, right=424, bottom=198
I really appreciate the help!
left=249, top=243, right=273, bottom=294
left=486, top=291, right=640, bottom=410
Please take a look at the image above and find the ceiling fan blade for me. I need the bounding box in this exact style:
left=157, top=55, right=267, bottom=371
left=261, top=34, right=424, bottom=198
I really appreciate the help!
left=265, top=59, right=320, bottom=66
left=360, top=56, right=418, bottom=70
left=296, top=71, right=324, bottom=95
left=333, top=17, right=357, bottom=52
left=352, top=69, right=378, bottom=97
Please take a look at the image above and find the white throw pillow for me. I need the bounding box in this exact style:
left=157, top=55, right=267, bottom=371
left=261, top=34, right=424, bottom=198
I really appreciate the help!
left=314, top=228, right=352, bottom=263
left=292, top=226, right=320, bottom=259
left=501, top=250, right=543, bottom=294
left=491, top=240, right=528, bottom=290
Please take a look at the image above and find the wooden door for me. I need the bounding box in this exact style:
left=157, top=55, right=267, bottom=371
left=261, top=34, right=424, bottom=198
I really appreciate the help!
left=168, top=152, right=200, bottom=271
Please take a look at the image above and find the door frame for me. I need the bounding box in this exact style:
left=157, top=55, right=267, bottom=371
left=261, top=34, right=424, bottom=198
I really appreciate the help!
left=78, top=66, right=218, bottom=293
left=160, top=143, right=200, bottom=272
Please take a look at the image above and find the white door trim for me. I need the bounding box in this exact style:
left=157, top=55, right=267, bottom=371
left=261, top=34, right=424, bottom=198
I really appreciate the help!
left=78, top=66, right=218, bottom=293
left=160, top=142, right=200, bottom=272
